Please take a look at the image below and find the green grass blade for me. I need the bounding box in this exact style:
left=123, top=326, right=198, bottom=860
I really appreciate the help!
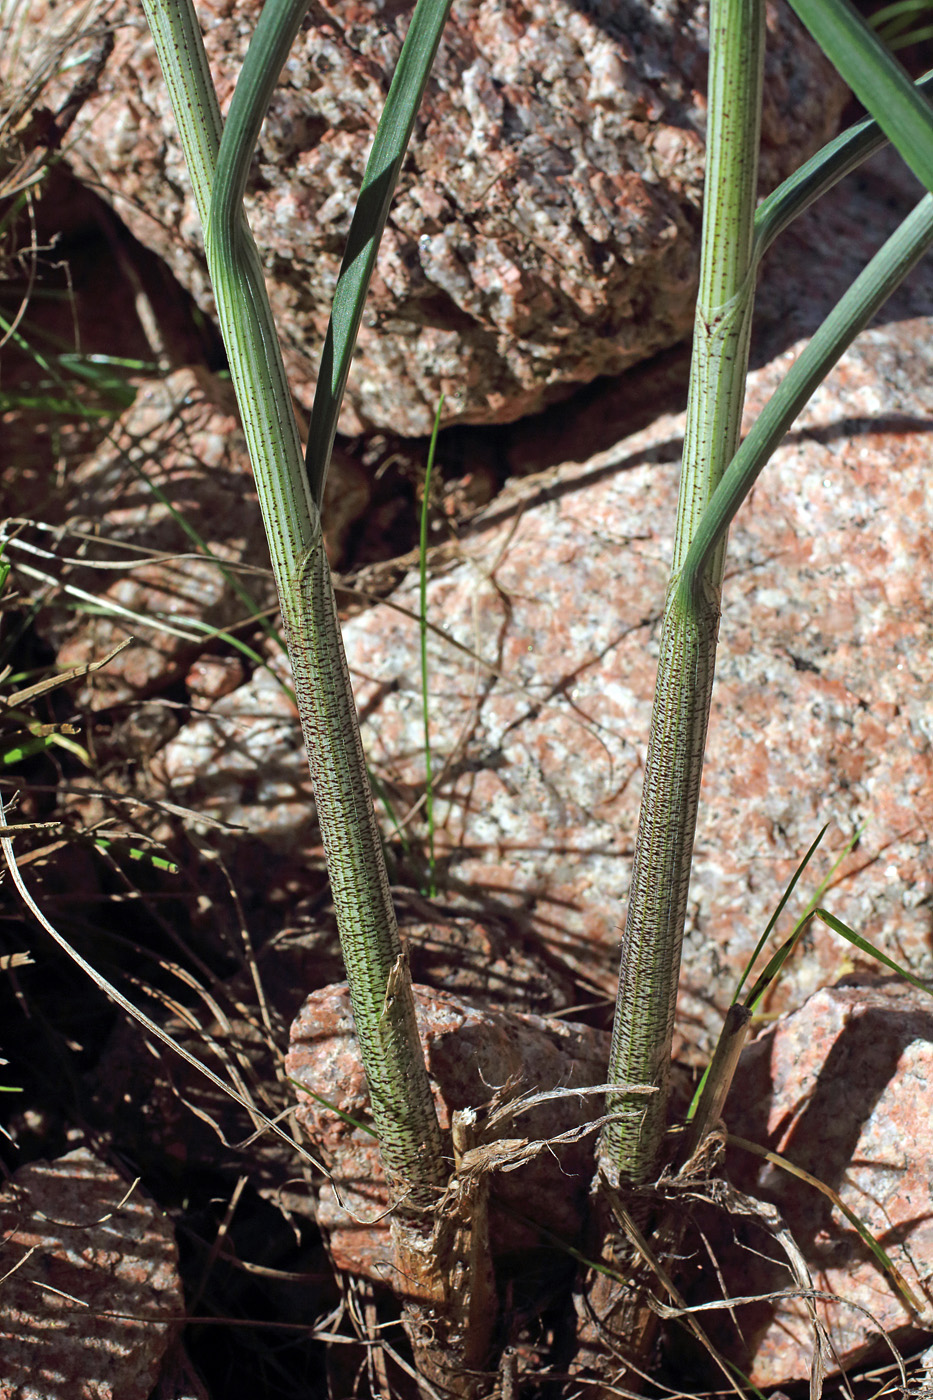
left=287, top=1077, right=378, bottom=1137
left=728, top=1134, right=925, bottom=1315
left=889, top=23, right=933, bottom=45
left=0, top=318, right=145, bottom=420
left=686, top=829, right=828, bottom=1131
left=815, top=908, right=933, bottom=997
left=368, top=768, right=412, bottom=858
left=753, top=70, right=933, bottom=261
left=741, top=825, right=865, bottom=1012
left=1, top=733, right=57, bottom=765
left=740, top=920, right=812, bottom=1012
left=91, top=837, right=179, bottom=874
left=871, top=0, right=932, bottom=30
left=686, top=818, right=864, bottom=1136
left=732, top=825, right=828, bottom=1005
left=870, top=0, right=933, bottom=44
left=304, top=0, right=454, bottom=505
left=788, top=0, right=933, bottom=192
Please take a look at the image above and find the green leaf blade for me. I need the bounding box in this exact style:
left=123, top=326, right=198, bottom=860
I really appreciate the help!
left=304, top=0, right=454, bottom=504
left=788, top=0, right=933, bottom=191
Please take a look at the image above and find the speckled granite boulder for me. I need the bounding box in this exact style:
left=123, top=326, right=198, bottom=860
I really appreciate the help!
left=51, top=0, right=845, bottom=433
left=155, top=152, right=933, bottom=1056
left=286, top=983, right=610, bottom=1278
left=719, top=978, right=933, bottom=1386
left=0, top=1148, right=182, bottom=1400
left=46, top=366, right=368, bottom=711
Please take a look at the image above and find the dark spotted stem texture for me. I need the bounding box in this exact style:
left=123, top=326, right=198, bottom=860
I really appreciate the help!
left=141, top=0, right=447, bottom=1212
left=600, top=0, right=766, bottom=1186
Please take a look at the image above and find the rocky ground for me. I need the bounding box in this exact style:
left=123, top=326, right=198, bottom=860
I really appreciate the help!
left=2, top=1, right=933, bottom=1396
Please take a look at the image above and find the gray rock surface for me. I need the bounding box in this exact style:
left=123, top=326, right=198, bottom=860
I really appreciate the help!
left=53, top=0, right=845, bottom=433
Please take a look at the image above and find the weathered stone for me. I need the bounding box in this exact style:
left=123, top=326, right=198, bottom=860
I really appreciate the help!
left=48, top=367, right=271, bottom=708
left=0, top=1148, right=182, bottom=1400
left=93, top=894, right=573, bottom=1215
left=184, top=651, right=248, bottom=702
left=153, top=645, right=314, bottom=845
left=50, top=0, right=845, bottom=434
left=156, top=156, right=933, bottom=1056
left=286, top=982, right=609, bottom=1279
left=46, top=366, right=367, bottom=709
left=720, top=978, right=933, bottom=1387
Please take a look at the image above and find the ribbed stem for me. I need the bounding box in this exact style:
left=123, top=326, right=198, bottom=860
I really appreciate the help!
left=600, top=0, right=765, bottom=1184
left=142, top=0, right=446, bottom=1210
left=285, top=543, right=445, bottom=1206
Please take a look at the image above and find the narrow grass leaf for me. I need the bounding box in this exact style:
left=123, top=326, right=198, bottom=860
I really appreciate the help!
left=304, top=0, right=454, bottom=502
left=753, top=69, right=933, bottom=260
left=91, top=837, right=179, bottom=874
left=871, top=0, right=933, bottom=31
left=788, top=0, right=933, bottom=191
left=888, top=23, right=933, bottom=45
left=680, top=192, right=933, bottom=605
left=286, top=1077, right=378, bottom=1137
left=741, top=823, right=866, bottom=1010
left=368, top=768, right=412, bottom=858
left=728, top=1134, right=925, bottom=1315
left=732, top=825, right=828, bottom=1005
left=741, top=919, right=812, bottom=1011
left=1, top=733, right=57, bottom=765
left=814, top=908, right=933, bottom=997
left=687, top=826, right=862, bottom=1127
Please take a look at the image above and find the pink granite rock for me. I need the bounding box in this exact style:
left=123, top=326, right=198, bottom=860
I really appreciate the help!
left=48, top=150, right=932, bottom=1065
left=286, top=983, right=609, bottom=1279
left=153, top=645, right=315, bottom=846
left=159, top=179, right=933, bottom=1055
left=718, top=978, right=933, bottom=1387
left=0, top=1147, right=182, bottom=1400
left=90, top=896, right=575, bottom=1223
left=41, top=366, right=367, bottom=710
left=49, top=0, right=844, bottom=434
left=46, top=367, right=272, bottom=709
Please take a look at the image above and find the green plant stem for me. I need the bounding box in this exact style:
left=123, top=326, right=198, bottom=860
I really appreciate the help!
left=601, top=0, right=933, bottom=1185
left=681, top=191, right=933, bottom=601
left=419, top=398, right=444, bottom=895
left=304, top=4, right=452, bottom=504
left=600, top=0, right=765, bottom=1185
left=142, top=0, right=447, bottom=1211
left=753, top=69, right=933, bottom=261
